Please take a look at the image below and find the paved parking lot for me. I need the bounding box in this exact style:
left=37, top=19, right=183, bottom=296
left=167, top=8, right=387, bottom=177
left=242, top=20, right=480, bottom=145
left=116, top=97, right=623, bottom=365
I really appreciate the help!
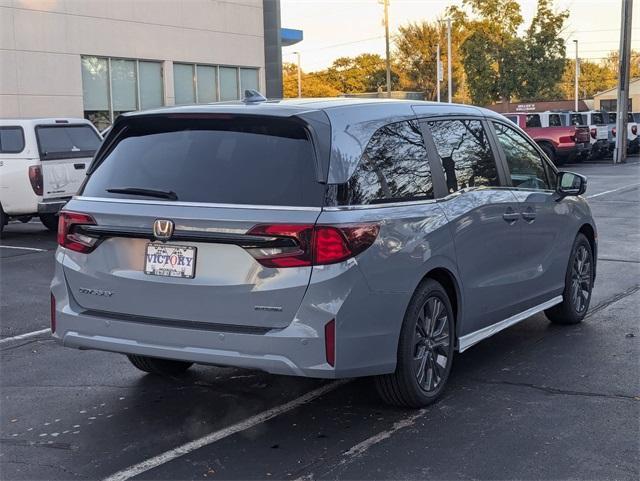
left=1, top=159, right=639, bottom=480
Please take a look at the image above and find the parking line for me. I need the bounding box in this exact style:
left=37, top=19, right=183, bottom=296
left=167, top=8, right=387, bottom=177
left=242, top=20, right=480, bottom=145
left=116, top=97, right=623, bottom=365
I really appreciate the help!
left=0, top=245, right=48, bottom=252
left=587, top=182, right=640, bottom=199
left=0, top=328, right=51, bottom=345
left=103, top=379, right=349, bottom=481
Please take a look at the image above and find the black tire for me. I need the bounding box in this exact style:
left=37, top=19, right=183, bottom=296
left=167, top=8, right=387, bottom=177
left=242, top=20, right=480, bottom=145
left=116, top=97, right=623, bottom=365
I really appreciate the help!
left=375, top=279, right=455, bottom=408
left=540, top=143, right=557, bottom=165
left=39, top=213, right=58, bottom=232
left=127, top=355, right=193, bottom=376
left=545, top=233, right=594, bottom=325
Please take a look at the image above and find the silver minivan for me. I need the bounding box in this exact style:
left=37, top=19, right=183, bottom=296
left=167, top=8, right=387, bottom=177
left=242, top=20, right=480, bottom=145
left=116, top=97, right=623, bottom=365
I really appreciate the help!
left=51, top=99, right=597, bottom=407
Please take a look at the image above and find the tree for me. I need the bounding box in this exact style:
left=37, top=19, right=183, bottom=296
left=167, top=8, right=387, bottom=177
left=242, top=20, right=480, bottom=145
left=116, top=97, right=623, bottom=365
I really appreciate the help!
left=282, top=63, right=340, bottom=98
left=324, top=53, right=400, bottom=93
left=558, top=59, right=616, bottom=100
left=518, top=0, right=568, bottom=101
left=393, top=21, right=469, bottom=102
left=449, top=0, right=568, bottom=104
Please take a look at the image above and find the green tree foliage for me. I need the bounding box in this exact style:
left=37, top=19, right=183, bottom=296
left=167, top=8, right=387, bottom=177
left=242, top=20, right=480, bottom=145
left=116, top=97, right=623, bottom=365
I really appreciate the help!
left=449, top=0, right=568, bottom=104
left=282, top=63, right=340, bottom=98
left=518, top=0, right=568, bottom=100
left=393, top=21, right=467, bottom=102
left=324, top=53, right=400, bottom=93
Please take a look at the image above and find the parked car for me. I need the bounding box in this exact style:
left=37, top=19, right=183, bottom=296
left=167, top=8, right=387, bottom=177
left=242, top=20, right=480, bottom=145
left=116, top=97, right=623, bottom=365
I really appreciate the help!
left=504, top=112, right=590, bottom=164
left=51, top=99, right=597, bottom=408
left=606, top=112, right=639, bottom=154
left=573, top=111, right=609, bottom=159
left=0, top=118, right=102, bottom=235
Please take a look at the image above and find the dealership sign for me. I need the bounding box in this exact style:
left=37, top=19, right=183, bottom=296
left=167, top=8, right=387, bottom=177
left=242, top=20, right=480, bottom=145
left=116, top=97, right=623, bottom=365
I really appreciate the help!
left=515, top=103, right=536, bottom=111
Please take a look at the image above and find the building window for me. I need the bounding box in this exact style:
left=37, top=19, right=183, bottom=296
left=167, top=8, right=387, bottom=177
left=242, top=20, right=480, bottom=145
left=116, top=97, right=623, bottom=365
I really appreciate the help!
left=81, top=56, right=164, bottom=130
left=600, top=98, right=632, bottom=111
left=173, top=63, right=196, bottom=105
left=174, top=63, right=260, bottom=103
left=240, top=68, right=259, bottom=93
left=219, top=67, right=239, bottom=101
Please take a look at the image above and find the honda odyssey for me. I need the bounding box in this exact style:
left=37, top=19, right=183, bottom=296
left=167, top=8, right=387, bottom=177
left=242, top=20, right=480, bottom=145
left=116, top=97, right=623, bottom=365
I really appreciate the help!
left=51, top=98, right=597, bottom=407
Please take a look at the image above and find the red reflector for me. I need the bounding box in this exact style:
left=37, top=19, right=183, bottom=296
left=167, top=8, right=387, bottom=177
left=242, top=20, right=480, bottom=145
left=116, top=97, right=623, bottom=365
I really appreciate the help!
left=632, top=125, right=637, bottom=135
left=58, top=211, right=97, bottom=253
left=50, top=293, right=56, bottom=333
left=612, top=127, right=617, bottom=137
left=590, top=128, right=597, bottom=139
left=325, top=319, right=335, bottom=367
left=28, top=165, right=43, bottom=196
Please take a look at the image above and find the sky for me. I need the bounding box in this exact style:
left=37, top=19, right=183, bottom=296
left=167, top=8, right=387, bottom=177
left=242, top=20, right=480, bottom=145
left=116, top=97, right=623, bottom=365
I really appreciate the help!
left=281, top=0, right=639, bottom=71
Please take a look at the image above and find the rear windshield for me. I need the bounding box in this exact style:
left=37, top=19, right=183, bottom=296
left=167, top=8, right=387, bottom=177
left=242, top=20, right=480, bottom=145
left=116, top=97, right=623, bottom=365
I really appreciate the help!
left=569, top=114, right=585, bottom=126
left=82, top=116, right=325, bottom=207
left=591, top=113, right=605, bottom=124
left=36, top=125, right=101, bottom=160
left=608, top=113, right=616, bottom=123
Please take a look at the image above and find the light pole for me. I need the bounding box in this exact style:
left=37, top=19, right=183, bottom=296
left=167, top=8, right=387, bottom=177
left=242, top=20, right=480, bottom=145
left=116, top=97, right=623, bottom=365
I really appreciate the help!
left=615, top=0, right=633, bottom=164
left=436, top=44, right=441, bottom=102
left=295, top=51, right=302, bottom=98
left=573, top=40, right=579, bottom=112
left=447, top=18, right=452, bottom=103
left=383, top=0, right=391, bottom=98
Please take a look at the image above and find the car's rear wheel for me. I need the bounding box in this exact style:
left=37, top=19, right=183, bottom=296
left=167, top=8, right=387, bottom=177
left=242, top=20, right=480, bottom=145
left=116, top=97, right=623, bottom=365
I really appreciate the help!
left=375, top=279, right=455, bottom=408
left=39, top=214, right=58, bottom=232
left=545, top=233, right=594, bottom=325
left=540, top=143, right=557, bottom=165
left=127, top=355, right=193, bottom=376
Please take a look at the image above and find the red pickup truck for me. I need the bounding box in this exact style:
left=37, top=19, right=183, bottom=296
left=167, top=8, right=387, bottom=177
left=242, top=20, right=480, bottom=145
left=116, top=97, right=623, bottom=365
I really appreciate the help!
left=504, top=113, right=591, bottom=165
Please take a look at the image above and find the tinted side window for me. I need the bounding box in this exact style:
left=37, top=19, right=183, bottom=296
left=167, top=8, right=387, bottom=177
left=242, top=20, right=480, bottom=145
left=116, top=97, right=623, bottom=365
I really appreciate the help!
left=493, top=122, right=550, bottom=191
left=592, top=113, right=604, bottom=124
left=428, top=119, right=499, bottom=193
left=549, top=114, right=562, bottom=127
left=608, top=113, right=616, bottom=123
left=0, top=127, right=25, bottom=153
left=570, top=114, right=585, bottom=126
left=526, top=115, right=541, bottom=128
left=337, top=120, right=433, bottom=205
left=505, top=115, right=518, bottom=124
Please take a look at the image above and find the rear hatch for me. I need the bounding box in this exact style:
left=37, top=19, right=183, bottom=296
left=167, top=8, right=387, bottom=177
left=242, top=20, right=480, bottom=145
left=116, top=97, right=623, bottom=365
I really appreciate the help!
left=61, top=114, right=326, bottom=330
left=590, top=113, right=609, bottom=141
left=574, top=126, right=590, bottom=144
left=36, top=123, right=102, bottom=199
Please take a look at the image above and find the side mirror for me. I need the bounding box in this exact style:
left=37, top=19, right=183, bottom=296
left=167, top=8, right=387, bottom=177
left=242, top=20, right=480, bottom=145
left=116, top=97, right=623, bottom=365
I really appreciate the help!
left=557, top=171, right=587, bottom=197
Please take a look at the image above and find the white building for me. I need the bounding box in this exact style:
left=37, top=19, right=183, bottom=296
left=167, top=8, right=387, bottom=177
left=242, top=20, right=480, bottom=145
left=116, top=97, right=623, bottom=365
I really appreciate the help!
left=1, top=0, right=284, bottom=130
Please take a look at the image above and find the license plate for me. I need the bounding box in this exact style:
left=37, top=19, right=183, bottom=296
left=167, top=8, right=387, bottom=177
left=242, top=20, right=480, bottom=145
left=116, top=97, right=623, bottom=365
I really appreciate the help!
left=144, top=243, right=197, bottom=279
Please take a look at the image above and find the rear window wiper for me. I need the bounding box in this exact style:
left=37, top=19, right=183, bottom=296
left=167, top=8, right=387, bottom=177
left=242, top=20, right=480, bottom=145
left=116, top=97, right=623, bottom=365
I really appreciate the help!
left=106, top=187, right=178, bottom=201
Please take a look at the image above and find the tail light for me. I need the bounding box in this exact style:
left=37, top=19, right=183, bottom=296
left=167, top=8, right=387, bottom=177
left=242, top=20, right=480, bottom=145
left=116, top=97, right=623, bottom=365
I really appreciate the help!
left=590, top=128, right=597, bottom=139
left=632, top=125, right=637, bottom=135
left=57, top=211, right=98, bottom=253
left=28, top=165, right=43, bottom=196
left=612, top=128, right=617, bottom=137
left=50, top=293, right=56, bottom=334
left=325, top=319, right=335, bottom=367
left=246, top=223, right=380, bottom=267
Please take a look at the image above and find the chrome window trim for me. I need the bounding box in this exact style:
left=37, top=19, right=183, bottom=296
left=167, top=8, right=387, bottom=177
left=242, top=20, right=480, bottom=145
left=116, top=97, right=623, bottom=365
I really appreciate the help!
left=458, top=296, right=563, bottom=352
left=323, top=198, right=438, bottom=211
left=73, top=196, right=323, bottom=212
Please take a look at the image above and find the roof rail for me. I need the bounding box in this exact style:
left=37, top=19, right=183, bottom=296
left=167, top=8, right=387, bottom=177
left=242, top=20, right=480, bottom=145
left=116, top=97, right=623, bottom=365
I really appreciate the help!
left=243, top=89, right=267, bottom=103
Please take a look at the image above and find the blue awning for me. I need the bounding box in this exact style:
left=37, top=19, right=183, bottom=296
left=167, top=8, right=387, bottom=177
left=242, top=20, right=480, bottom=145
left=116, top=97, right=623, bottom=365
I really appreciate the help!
left=281, top=28, right=303, bottom=47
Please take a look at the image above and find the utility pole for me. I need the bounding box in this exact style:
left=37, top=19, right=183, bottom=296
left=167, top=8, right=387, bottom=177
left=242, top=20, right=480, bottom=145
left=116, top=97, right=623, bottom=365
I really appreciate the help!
left=436, top=44, right=441, bottom=102
left=573, top=40, right=579, bottom=112
left=446, top=18, right=452, bottom=103
left=383, top=0, right=391, bottom=98
left=295, top=51, right=302, bottom=98
left=615, top=0, right=633, bottom=164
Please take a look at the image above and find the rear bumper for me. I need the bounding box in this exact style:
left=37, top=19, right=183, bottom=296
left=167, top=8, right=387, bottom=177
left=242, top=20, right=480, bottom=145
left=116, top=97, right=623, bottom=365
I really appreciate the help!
left=38, top=198, right=70, bottom=214
left=51, top=251, right=401, bottom=379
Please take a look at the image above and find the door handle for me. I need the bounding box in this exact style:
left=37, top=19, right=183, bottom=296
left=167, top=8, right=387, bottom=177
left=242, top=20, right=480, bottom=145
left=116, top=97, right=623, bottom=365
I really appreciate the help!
left=502, top=207, right=520, bottom=224
left=522, top=207, right=537, bottom=222
left=74, top=163, right=86, bottom=170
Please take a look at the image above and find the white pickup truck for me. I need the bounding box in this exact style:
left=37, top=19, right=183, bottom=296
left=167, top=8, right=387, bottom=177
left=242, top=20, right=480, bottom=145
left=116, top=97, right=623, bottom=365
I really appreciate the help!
left=0, top=118, right=102, bottom=236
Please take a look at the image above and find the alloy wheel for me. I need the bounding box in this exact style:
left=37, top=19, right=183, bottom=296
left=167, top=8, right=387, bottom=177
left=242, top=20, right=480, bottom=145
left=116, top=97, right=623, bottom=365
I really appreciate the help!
left=413, top=296, right=450, bottom=392
left=571, top=245, right=592, bottom=314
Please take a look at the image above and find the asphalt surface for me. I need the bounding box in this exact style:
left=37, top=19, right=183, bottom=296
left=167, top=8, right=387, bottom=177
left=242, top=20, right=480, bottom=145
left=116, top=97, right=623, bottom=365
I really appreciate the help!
left=1, top=159, right=638, bottom=480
